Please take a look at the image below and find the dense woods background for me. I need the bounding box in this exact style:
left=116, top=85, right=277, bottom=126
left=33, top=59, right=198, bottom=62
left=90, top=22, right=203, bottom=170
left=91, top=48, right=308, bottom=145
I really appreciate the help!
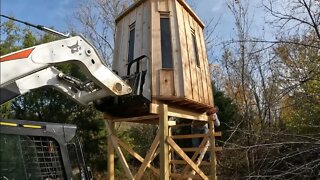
left=1, top=0, right=319, bottom=179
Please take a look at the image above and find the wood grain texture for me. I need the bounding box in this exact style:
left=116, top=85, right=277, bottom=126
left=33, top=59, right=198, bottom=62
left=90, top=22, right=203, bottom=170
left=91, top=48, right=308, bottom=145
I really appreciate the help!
left=107, top=121, right=115, bottom=180
left=190, top=17, right=205, bottom=104
left=158, top=0, right=169, bottom=12
left=195, top=24, right=209, bottom=105
left=169, top=0, right=183, bottom=97
left=151, top=0, right=162, bottom=97
left=199, top=25, right=214, bottom=106
left=183, top=7, right=199, bottom=102
left=167, top=137, right=208, bottom=180
left=176, top=2, right=192, bottom=100
left=159, top=104, right=170, bottom=180
left=119, top=14, right=130, bottom=76
left=159, top=69, right=174, bottom=96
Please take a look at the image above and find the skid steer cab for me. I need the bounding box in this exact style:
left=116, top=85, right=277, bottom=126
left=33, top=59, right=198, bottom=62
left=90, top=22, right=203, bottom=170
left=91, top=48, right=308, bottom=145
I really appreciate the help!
left=0, top=119, right=93, bottom=180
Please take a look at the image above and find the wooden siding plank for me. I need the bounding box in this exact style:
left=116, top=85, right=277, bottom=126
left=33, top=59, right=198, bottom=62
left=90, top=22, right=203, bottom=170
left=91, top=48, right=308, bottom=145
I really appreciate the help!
left=134, top=4, right=143, bottom=60
left=175, top=3, right=192, bottom=100
left=169, top=0, right=182, bottom=97
left=151, top=0, right=162, bottom=97
left=129, top=8, right=138, bottom=75
left=141, top=1, right=152, bottom=100
left=190, top=16, right=205, bottom=104
left=195, top=24, right=209, bottom=105
left=112, top=19, right=123, bottom=75
left=199, top=25, right=214, bottom=105
left=131, top=3, right=143, bottom=77
left=189, top=16, right=206, bottom=104
left=159, top=69, right=174, bottom=96
left=142, top=1, right=151, bottom=70
left=158, top=0, right=169, bottom=12
left=183, top=8, right=199, bottom=102
left=118, top=15, right=130, bottom=76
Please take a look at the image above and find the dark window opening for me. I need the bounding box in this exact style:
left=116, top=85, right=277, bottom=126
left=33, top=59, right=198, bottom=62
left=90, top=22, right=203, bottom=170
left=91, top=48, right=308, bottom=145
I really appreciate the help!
left=160, top=17, right=173, bottom=69
left=191, top=30, right=200, bottom=67
left=128, top=24, right=135, bottom=63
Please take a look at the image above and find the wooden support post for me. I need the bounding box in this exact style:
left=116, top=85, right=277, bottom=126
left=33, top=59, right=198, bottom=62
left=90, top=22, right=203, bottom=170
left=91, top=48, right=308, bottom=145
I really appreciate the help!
left=107, top=120, right=115, bottom=180
left=208, top=115, right=217, bottom=180
left=168, top=117, right=173, bottom=174
left=160, top=104, right=170, bottom=180
left=105, top=121, right=134, bottom=179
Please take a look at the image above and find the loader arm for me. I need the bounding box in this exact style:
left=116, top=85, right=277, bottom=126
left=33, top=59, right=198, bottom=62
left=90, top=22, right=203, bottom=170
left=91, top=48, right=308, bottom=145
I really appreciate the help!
left=0, top=35, right=132, bottom=105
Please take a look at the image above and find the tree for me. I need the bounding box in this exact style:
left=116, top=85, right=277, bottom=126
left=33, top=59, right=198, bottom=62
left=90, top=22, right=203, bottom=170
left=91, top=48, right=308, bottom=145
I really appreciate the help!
left=0, top=20, right=108, bottom=177
left=213, top=0, right=320, bottom=178
left=74, top=0, right=133, bottom=65
left=264, top=0, right=320, bottom=45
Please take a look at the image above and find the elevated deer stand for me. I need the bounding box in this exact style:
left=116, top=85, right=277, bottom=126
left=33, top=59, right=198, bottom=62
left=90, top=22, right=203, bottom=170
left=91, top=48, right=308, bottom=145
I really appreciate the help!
left=103, top=0, right=221, bottom=179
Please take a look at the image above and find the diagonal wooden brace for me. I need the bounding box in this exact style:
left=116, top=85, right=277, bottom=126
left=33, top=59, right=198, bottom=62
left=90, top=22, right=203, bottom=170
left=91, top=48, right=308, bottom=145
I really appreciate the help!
left=167, top=137, right=208, bottom=180
left=105, top=120, right=134, bottom=179
left=135, top=131, right=160, bottom=179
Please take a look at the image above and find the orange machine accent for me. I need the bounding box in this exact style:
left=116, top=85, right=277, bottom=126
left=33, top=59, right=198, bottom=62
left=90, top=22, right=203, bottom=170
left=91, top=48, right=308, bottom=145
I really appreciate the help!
left=0, top=48, right=34, bottom=62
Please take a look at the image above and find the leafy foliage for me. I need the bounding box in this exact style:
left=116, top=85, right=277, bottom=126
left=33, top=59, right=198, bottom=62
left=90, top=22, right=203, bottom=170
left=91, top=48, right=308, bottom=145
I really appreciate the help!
left=0, top=20, right=108, bottom=175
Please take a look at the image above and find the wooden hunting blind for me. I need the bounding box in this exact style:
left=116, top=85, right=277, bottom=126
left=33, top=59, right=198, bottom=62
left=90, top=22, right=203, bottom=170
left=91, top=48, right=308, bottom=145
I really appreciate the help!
left=110, top=0, right=213, bottom=116
left=105, top=1, right=220, bottom=179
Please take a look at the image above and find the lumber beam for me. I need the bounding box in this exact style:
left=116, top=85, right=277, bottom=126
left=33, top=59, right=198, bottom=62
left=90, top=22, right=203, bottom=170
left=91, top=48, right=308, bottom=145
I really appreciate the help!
left=159, top=104, right=170, bottom=180
left=105, top=121, right=134, bottom=179
left=209, top=115, right=217, bottom=180
left=106, top=121, right=114, bottom=180
left=112, top=115, right=159, bottom=123
left=150, top=103, right=208, bottom=121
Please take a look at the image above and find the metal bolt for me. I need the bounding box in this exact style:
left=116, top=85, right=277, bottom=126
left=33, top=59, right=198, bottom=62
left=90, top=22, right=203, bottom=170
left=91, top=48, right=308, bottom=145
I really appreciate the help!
left=85, top=49, right=92, bottom=56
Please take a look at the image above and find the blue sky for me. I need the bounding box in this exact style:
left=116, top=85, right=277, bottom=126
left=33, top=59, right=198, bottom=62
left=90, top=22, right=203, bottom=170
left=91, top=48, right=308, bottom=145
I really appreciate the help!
left=1, top=0, right=252, bottom=37
left=1, top=0, right=77, bottom=32
left=1, top=0, right=269, bottom=60
left=1, top=0, right=267, bottom=39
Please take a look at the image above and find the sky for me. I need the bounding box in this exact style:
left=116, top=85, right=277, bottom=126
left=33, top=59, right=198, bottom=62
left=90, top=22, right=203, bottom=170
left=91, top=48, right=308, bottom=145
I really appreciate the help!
left=1, top=0, right=77, bottom=32
left=2, top=0, right=267, bottom=37
left=1, top=0, right=270, bottom=60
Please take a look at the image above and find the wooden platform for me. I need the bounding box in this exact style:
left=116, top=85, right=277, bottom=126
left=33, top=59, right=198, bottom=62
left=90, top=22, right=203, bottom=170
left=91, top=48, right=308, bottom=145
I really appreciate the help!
left=105, top=104, right=221, bottom=180
left=154, top=96, right=214, bottom=112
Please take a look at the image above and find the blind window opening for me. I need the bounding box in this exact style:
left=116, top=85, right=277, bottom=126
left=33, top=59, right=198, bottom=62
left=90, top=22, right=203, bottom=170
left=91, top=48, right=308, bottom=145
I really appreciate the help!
left=128, top=23, right=135, bottom=63
left=160, top=16, right=173, bottom=69
left=191, top=30, right=200, bottom=67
